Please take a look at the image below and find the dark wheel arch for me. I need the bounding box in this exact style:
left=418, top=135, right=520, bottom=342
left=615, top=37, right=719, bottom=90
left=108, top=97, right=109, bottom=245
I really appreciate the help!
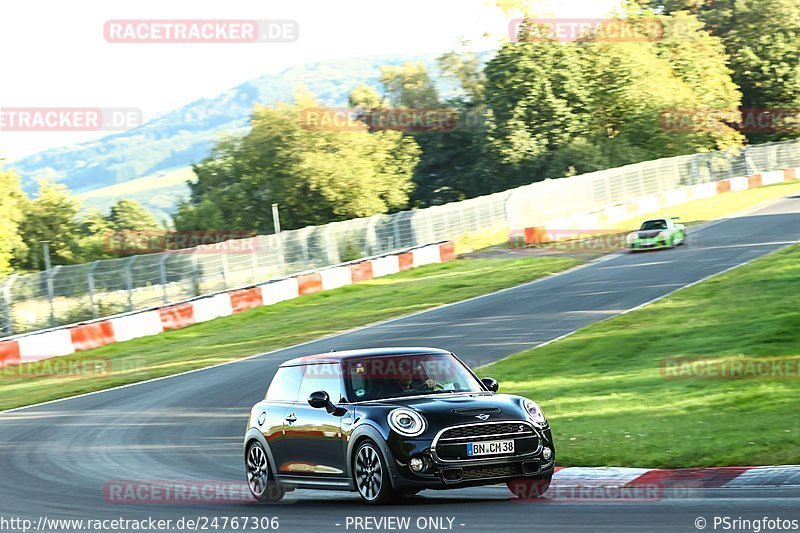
left=346, top=424, right=398, bottom=491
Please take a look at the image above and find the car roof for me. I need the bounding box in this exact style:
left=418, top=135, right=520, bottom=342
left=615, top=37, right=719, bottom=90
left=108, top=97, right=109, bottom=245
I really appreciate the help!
left=643, top=218, right=668, bottom=223
left=279, top=347, right=452, bottom=367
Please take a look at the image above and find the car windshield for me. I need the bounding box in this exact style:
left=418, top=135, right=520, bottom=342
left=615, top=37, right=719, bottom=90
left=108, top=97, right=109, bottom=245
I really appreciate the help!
left=640, top=220, right=667, bottom=231
left=344, top=353, right=484, bottom=401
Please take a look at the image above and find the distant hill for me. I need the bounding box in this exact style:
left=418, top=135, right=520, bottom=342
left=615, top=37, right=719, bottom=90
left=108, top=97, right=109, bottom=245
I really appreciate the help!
left=12, top=53, right=469, bottom=217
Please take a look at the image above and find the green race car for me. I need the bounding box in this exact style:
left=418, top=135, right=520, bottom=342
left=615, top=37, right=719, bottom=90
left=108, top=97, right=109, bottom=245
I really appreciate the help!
left=626, top=217, right=686, bottom=251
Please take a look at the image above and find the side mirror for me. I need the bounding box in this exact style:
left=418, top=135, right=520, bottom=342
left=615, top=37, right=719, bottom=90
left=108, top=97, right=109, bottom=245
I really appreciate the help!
left=308, top=390, right=333, bottom=410
left=481, top=377, right=499, bottom=392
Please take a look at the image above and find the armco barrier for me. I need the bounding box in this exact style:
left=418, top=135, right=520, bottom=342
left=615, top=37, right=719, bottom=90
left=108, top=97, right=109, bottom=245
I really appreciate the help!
left=19, top=329, right=75, bottom=361
left=439, top=242, right=456, bottom=262
left=729, top=176, right=749, bottom=192
left=397, top=252, right=414, bottom=271
left=159, top=303, right=195, bottom=331
left=371, top=255, right=400, bottom=278
left=193, top=293, right=233, bottom=323
left=260, top=278, right=300, bottom=305
left=349, top=261, right=374, bottom=282
left=110, top=311, right=164, bottom=343
left=412, top=244, right=443, bottom=268
left=70, top=321, right=116, bottom=351
left=297, top=273, right=323, bottom=295
left=763, top=170, right=784, bottom=185
left=230, top=288, right=263, bottom=314
left=320, top=267, right=352, bottom=291
left=0, top=242, right=455, bottom=369
left=0, top=340, right=20, bottom=367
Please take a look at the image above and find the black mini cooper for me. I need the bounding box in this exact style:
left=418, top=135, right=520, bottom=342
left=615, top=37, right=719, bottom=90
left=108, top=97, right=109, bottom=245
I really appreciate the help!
left=244, top=347, right=554, bottom=504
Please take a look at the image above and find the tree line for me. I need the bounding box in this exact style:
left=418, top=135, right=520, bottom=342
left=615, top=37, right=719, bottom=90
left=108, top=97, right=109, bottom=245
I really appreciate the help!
left=1, top=0, right=797, bottom=274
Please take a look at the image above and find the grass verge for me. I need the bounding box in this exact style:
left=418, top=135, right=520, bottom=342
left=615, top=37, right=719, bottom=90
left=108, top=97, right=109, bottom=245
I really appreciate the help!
left=481, top=244, right=800, bottom=468
left=0, top=256, right=580, bottom=411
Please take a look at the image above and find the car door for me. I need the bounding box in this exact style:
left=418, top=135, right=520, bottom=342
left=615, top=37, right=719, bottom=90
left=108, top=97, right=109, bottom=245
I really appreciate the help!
left=260, top=365, right=304, bottom=472
left=279, top=363, right=349, bottom=477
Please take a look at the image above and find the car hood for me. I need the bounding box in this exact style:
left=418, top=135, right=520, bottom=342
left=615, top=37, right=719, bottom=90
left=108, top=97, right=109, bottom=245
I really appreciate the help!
left=637, top=229, right=663, bottom=238
left=365, top=392, right=530, bottom=425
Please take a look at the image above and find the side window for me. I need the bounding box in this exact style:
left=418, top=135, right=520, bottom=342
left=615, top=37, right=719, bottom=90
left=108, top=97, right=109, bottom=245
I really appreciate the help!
left=265, top=366, right=304, bottom=402
left=299, top=363, right=344, bottom=404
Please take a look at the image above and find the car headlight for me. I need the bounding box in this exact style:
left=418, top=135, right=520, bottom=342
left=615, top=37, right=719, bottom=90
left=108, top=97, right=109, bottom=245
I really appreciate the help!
left=523, top=399, right=547, bottom=427
left=658, top=231, right=668, bottom=238
left=388, top=408, right=427, bottom=437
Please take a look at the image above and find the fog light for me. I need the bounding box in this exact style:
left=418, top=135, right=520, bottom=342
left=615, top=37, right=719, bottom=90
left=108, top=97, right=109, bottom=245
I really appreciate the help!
left=409, top=457, right=424, bottom=472
left=542, top=447, right=552, bottom=460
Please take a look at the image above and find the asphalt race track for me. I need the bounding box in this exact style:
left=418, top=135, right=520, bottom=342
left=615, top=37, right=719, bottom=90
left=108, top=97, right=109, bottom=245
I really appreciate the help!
left=1, top=197, right=799, bottom=532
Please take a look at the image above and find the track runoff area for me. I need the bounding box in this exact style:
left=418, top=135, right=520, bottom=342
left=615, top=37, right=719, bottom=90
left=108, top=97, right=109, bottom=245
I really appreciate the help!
left=0, top=195, right=799, bottom=533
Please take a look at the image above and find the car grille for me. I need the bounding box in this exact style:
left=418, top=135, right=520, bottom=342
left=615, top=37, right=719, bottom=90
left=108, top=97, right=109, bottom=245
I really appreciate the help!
left=435, top=422, right=540, bottom=461
left=440, top=422, right=533, bottom=440
left=461, top=463, right=525, bottom=480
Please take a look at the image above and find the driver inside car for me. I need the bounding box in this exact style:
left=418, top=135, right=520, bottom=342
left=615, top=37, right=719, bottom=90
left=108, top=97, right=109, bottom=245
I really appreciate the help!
left=377, top=365, right=438, bottom=397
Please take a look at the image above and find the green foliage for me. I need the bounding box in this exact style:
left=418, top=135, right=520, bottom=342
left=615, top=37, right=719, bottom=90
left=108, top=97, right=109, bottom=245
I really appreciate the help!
left=641, top=0, right=800, bottom=143
left=480, top=12, right=745, bottom=187
left=0, top=168, right=28, bottom=276
left=106, top=199, right=162, bottom=232
left=380, top=62, right=441, bottom=109
left=176, top=97, right=421, bottom=231
left=16, top=180, right=82, bottom=270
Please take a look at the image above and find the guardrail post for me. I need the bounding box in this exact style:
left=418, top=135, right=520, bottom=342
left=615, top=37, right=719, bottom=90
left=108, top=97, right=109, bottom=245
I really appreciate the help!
left=251, top=237, right=259, bottom=284
left=45, top=267, right=57, bottom=327
left=190, top=253, right=201, bottom=296
left=88, top=261, right=99, bottom=319
left=221, top=253, right=229, bottom=289
left=159, top=254, right=169, bottom=304
left=125, top=256, right=137, bottom=312
left=1, top=275, right=16, bottom=335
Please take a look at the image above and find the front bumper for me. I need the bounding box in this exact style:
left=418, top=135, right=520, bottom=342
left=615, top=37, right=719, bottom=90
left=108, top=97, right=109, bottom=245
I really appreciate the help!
left=387, top=422, right=555, bottom=489
left=630, top=238, right=670, bottom=250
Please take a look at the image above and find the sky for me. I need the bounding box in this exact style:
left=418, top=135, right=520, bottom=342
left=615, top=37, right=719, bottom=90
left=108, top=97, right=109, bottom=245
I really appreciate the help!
left=0, top=0, right=620, bottom=162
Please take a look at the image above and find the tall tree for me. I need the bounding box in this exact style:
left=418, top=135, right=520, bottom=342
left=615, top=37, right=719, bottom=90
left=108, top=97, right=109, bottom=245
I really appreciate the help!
left=380, top=62, right=442, bottom=109
left=176, top=97, right=420, bottom=231
left=17, top=180, right=82, bottom=270
left=0, top=167, right=28, bottom=276
left=106, top=199, right=162, bottom=231
left=640, top=0, right=800, bottom=142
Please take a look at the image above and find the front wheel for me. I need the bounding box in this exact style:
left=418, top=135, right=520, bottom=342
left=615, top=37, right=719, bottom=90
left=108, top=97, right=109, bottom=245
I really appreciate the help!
left=507, top=476, right=552, bottom=499
left=353, top=440, right=395, bottom=504
left=246, top=441, right=285, bottom=502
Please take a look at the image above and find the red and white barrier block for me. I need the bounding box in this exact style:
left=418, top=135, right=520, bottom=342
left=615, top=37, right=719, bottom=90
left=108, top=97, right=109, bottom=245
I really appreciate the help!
left=0, top=242, right=458, bottom=369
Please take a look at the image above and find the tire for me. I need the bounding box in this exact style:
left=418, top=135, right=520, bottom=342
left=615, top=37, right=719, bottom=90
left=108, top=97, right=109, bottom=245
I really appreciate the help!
left=353, top=440, right=395, bottom=504
left=246, top=441, right=285, bottom=502
left=507, top=476, right=552, bottom=499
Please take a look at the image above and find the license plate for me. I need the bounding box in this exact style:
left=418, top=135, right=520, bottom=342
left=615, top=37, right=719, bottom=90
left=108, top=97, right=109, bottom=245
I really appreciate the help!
left=467, top=439, right=515, bottom=456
